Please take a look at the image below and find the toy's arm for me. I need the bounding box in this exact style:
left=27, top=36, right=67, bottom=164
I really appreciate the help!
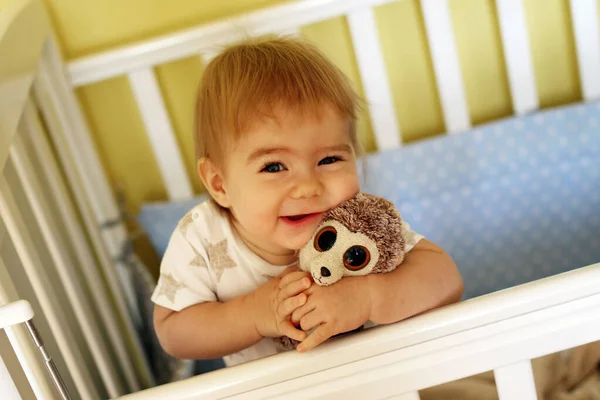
left=367, top=238, right=464, bottom=324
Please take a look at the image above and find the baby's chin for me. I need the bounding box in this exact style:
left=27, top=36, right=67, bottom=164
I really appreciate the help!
left=279, top=234, right=313, bottom=254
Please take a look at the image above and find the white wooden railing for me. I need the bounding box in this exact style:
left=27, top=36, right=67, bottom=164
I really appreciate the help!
left=113, top=262, right=600, bottom=400
left=3, top=263, right=600, bottom=399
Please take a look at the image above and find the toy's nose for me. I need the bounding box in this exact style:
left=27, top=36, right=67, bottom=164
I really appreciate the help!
left=320, top=266, right=331, bottom=277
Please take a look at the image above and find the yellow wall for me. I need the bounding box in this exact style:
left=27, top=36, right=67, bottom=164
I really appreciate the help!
left=42, top=0, right=585, bottom=269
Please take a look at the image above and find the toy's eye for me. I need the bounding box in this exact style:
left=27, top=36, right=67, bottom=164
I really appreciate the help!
left=314, top=226, right=337, bottom=252
left=343, top=246, right=370, bottom=271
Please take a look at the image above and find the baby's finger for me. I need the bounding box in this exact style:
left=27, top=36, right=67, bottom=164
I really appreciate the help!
left=278, top=265, right=299, bottom=278
left=297, top=324, right=332, bottom=352
left=278, top=293, right=307, bottom=319
left=280, top=321, right=307, bottom=342
left=298, top=309, right=322, bottom=332
left=291, top=302, right=316, bottom=325
left=278, top=270, right=310, bottom=289
left=278, top=276, right=311, bottom=301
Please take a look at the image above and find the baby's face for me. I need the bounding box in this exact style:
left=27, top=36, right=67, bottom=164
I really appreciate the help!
left=221, top=105, right=360, bottom=264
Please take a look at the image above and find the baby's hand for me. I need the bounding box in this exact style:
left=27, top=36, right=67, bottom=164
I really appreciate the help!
left=291, top=276, right=371, bottom=352
left=252, top=265, right=312, bottom=342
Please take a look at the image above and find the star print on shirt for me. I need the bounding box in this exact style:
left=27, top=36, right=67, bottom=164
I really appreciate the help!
left=178, top=211, right=195, bottom=235
left=206, top=239, right=237, bottom=282
left=190, top=247, right=208, bottom=268
left=155, top=273, right=186, bottom=304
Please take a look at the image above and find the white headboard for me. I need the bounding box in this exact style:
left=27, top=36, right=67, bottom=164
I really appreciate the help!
left=62, top=0, right=600, bottom=203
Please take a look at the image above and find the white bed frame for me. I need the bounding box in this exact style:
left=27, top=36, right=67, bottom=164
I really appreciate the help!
left=1, top=0, right=599, bottom=399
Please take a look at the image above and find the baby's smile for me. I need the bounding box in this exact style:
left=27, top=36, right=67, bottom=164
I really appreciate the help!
left=280, top=212, right=323, bottom=226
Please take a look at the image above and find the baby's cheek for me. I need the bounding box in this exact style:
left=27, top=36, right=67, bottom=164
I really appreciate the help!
left=336, top=179, right=360, bottom=202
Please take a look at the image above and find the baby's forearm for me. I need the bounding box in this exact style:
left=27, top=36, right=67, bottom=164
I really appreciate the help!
left=154, top=294, right=261, bottom=360
left=367, top=239, right=463, bottom=324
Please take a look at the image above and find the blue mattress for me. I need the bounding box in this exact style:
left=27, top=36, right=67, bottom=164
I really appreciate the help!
left=139, top=101, right=600, bottom=300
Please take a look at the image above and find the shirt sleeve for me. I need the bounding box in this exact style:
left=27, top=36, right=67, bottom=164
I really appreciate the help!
left=151, top=226, right=218, bottom=311
left=402, top=221, right=425, bottom=253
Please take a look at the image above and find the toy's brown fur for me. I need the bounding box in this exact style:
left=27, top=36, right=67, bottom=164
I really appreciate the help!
left=322, top=192, right=405, bottom=273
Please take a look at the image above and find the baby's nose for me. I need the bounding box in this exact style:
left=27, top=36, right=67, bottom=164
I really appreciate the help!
left=320, top=266, right=331, bottom=277
left=290, top=175, right=323, bottom=199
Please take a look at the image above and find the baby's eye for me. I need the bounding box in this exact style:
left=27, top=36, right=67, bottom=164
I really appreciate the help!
left=261, top=162, right=286, bottom=173
left=318, top=156, right=341, bottom=166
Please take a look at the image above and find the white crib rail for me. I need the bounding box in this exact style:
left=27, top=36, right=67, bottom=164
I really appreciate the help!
left=0, top=353, right=20, bottom=400
left=127, top=67, right=194, bottom=200
left=9, top=123, right=125, bottom=396
left=570, top=0, right=600, bottom=101
left=495, top=0, right=539, bottom=115
left=62, top=0, right=600, bottom=203
left=115, top=262, right=600, bottom=400
left=67, top=0, right=396, bottom=87
left=0, top=300, right=35, bottom=400
left=0, top=299, right=57, bottom=400
left=34, top=41, right=154, bottom=391
left=0, top=300, right=74, bottom=400
left=347, top=6, right=401, bottom=150
left=66, top=0, right=399, bottom=201
left=420, top=0, right=471, bottom=133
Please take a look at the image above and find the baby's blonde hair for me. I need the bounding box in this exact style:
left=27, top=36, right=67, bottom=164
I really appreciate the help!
left=194, top=36, right=363, bottom=165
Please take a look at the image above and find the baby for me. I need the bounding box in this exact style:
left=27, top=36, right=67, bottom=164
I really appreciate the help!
left=151, top=36, right=463, bottom=367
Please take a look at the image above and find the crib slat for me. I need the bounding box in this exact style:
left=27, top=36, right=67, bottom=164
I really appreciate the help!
left=0, top=353, right=21, bottom=400
left=494, top=360, right=537, bottom=400
left=35, top=44, right=151, bottom=390
left=21, top=100, right=140, bottom=396
left=42, top=39, right=130, bottom=268
left=280, top=26, right=302, bottom=36
left=0, top=256, right=55, bottom=399
left=0, top=177, right=98, bottom=399
left=0, top=300, right=33, bottom=330
left=420, top=0, right=471, bottom=133
left=347, top=7, right=402, bottom=149
left=128, top=67, right=193, bottom=200
left=570, top=0, right=600, bottom=101
left=43, top=39, right=154, bottom=389
left=67, top=0, right=397, bottom=87
left=201, top=52, right=217, bottom=65
left=495, top=0, right=539, bottom=114
left=0, top=301, right=33, bottom=400
left=9, top=132, right=125, bottom=397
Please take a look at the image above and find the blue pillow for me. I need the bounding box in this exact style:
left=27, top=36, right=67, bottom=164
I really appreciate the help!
left=137, top=194, right=208, bottom=257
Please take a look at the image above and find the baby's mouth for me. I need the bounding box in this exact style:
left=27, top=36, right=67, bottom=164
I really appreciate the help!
left=281, top=212, right=323, bottom=225
left=285, top=214, right=309, bottom=221
left=280, top=212, right=323, bottom=226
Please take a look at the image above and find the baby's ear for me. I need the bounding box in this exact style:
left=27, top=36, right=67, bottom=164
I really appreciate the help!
left=197, top=157, right=231, bottom=208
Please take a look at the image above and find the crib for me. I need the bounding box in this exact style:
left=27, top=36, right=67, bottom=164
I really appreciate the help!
left=1, top=0, right=600, bottom=398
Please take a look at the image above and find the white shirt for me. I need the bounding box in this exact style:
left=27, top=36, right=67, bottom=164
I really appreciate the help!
left=151, top=199, right=424, bottom=366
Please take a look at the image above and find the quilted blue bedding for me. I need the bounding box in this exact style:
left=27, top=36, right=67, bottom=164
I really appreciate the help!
left=139, top=101, right=600, bottom=300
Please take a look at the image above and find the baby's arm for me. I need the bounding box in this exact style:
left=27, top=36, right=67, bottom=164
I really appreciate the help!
left=154, top=266, right=311, bottom=360
left=292, top=239, right=463, bottom=351
left=366, top=238, right=463, bottom=324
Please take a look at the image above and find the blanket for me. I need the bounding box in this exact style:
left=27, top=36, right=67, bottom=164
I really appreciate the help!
left=420, top=342, right=600, bottom=400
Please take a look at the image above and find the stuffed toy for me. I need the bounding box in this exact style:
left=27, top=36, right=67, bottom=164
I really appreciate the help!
left=276, top=192, right=406, bottom=351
